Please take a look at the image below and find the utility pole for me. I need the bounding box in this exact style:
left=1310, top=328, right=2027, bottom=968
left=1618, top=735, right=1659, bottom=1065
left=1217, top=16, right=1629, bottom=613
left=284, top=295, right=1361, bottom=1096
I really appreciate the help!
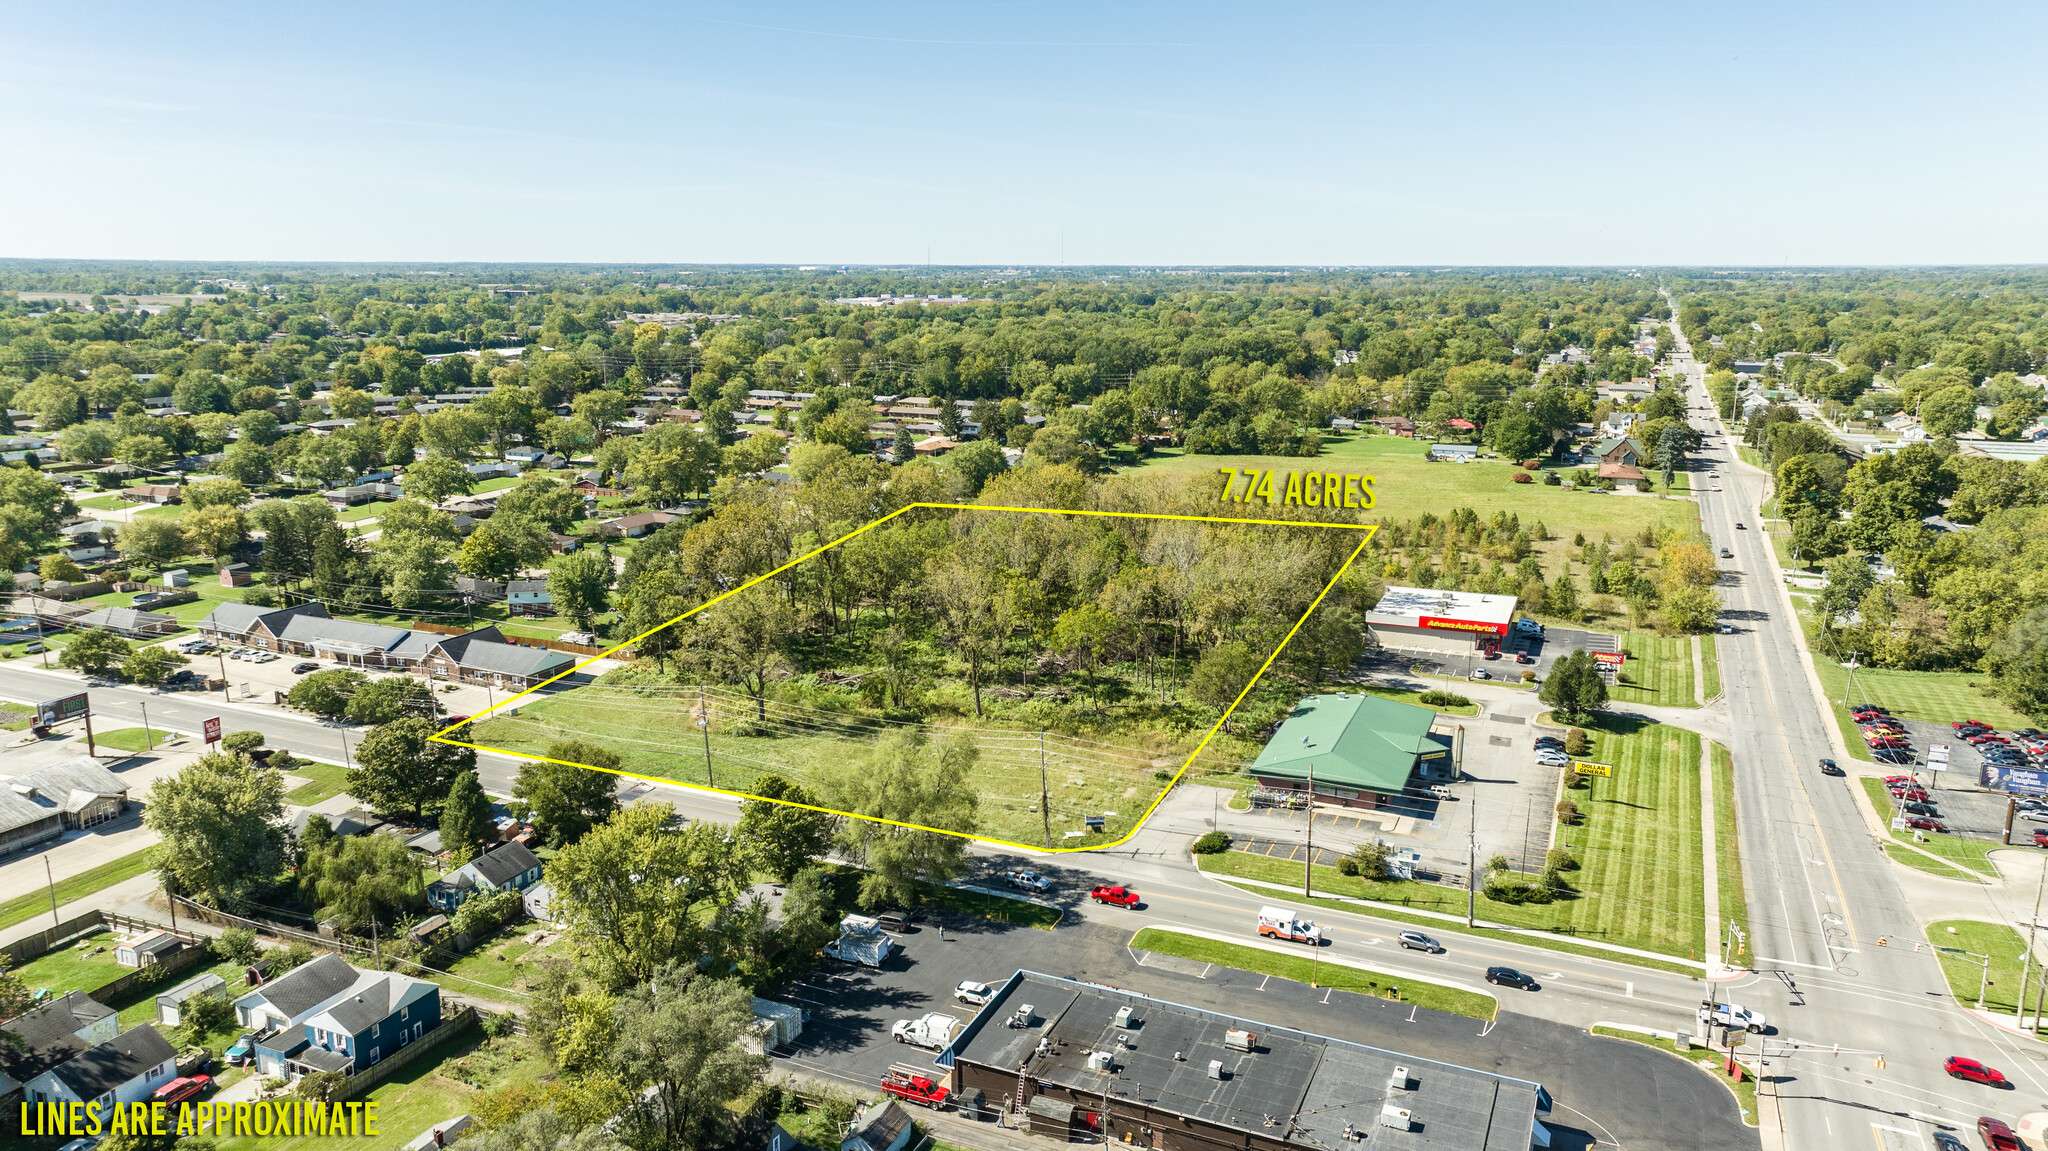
left=217, top=649, right=229, bottom=701
left=1038, top=732, right=1052, bottom=849
left=82, top=706, right=96, bottom=758
left=139, top=700, right=153, bottom=753
left=340, top=728, right=352, bottom=772
left=699, top=685, right=714, bottom=788
left=2019, top=863, right=2046, bottom=1026
left=45, top=856, right=59, bottom=927
left=1303, top=761, right=1315, bottom=899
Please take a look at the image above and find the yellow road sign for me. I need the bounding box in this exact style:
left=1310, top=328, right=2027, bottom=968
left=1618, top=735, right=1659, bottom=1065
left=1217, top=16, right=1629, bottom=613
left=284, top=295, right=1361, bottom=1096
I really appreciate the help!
left=1572, top=761, right=1614, bottom=777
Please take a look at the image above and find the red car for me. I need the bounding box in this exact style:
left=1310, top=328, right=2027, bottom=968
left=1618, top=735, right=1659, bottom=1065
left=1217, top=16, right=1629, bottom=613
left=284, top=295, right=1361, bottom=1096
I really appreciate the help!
left=1906, top=816, right=1945, bottom=832
left=1885, top=775, right=1916, bottom=784
left=1979, top=1117, right=2021, bottom=1151
left=1090, top=884, right=1140, bottom=907
left=1946, top=1057, right=2008, bottom=1086
left=152, top=1074, right=213, bottom=1106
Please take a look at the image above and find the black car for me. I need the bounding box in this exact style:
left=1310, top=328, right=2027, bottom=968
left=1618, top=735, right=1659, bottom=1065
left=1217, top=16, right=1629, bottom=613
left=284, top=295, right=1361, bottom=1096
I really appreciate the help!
left=1485, top=966, right=1539, bottom=991
left=1903, top=802, right=1938, bottom=815
left=291, top=661, right=319, bottom=674
left=1536, top=738, right=1565, bottom=749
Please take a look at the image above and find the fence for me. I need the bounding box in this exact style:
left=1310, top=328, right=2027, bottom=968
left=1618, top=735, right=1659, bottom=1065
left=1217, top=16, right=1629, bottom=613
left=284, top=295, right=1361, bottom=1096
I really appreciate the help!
left=171, top=895, right=374, bottom=957
left=1, top=909, right=111, bottom=966
left=84, top=939, right=213, bottom=1003
left=335, top=1007, right=479, bottom=1101
left=410, top=620, right=605, bottom=656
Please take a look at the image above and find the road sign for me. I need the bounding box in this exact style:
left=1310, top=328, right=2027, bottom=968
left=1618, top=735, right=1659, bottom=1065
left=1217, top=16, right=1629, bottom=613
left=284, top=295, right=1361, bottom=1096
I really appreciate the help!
left=1572, top=761, right=1613, bottom=777
left=1929, top=742, right=1950, bottom=760
left=1923, top=759, right=1948, bottom=772
left=202, top=717, right=222, bottom=744
left=35, top=693, right=89, bottom=726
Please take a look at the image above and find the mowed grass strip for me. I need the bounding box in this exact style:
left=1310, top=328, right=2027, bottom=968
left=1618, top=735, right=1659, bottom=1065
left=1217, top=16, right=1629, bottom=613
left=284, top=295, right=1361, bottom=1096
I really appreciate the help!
left=0, top=846, right=157, bottom=930
left=1129, top=927, right=1495, bottom=1021
left=1608, top=632, right=1697, bottom=708
left=1858, top=777, right=1997, bottom=878
left=283, top=760, right=352, bottom=805
left=91, top=726, right=181, bottom=752
left=1927, top=920, right=2044, bottom=1029
left=1710, top=742, right=1748, bottom=947
left=1700, top=635, right=1721, bottom=701
left=1813, top=660, right=2031, bottom=764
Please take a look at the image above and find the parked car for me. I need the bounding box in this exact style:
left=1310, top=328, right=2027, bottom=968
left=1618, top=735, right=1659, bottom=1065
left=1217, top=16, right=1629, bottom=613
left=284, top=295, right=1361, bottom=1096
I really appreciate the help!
left=1471, top=669, right=1491, bottom=680
left=2033, top=828, right=2048, bottom=848
left=1946, top=1057, right=2010, bottom=1087
left=224, top=1034, right=252, bottom=1066
left=151, top=1074, right=212, bottom=1106
left=1485, top=967, right=1539, bottom=991
left=1397, top=930, right=1441, bottom=952
left=1902, top=802, right=1938, bottom=816
left=1978, top=1116, right=2022, bottom=1151
left=1932, top=1131, right=1967, bottom=1151
left=291, top=661, right=318, bottom=673
left=954, top=980, right=994, bottom=1006
left=1905, top=816, right=1945, bottom=832
left=1514, top=652, right=1533, bottom=664
left=1003, top=870, right=1052, bottom=894
left=1482, top=650, right=1501, bottom=661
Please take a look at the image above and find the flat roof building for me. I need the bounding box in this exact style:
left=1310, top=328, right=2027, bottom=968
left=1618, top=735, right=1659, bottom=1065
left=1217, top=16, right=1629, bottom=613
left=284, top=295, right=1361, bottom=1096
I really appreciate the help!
left=1249, top=693, right=1454, bottom=806
left=943, top=972, right=1548, bottom=1151
left=1366, top=586, right=1516, bottom=657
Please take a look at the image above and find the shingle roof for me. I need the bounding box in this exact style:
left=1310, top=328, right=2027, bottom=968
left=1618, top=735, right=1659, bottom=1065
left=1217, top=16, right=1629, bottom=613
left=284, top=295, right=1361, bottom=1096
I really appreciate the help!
left=48, top=1023, right=175, bottom=1100
left=0, top=992, right=113, bottom=1082
left=241, top=953, right=359, bottom=1021
left=0, top=756, right=127, bottom=834
left=70, top=607, right=177, bottom=633
left=468, top=841, right=541, bottom=887
left=443, top=638, right=575, bottom=678
left=277, top=614, right=411, bottom=652
left=199, top=601, right=331, bottom=637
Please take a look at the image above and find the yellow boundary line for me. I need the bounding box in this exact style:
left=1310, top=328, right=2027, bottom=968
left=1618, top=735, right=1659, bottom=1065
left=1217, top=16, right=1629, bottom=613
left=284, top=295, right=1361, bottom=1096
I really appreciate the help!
left=430, top=502, right=1376, bottom=853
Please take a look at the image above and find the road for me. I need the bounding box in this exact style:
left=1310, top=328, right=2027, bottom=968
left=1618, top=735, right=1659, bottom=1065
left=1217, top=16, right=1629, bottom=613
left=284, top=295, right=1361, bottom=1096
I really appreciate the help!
left=1665, top=296, right=2048, bottom=1149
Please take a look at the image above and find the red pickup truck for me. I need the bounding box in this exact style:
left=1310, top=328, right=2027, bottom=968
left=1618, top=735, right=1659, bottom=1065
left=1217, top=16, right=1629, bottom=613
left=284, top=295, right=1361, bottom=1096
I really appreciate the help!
left=1090, top=884, right=1139, bottom=907
left=881, top=1065, right=952, bottom=1108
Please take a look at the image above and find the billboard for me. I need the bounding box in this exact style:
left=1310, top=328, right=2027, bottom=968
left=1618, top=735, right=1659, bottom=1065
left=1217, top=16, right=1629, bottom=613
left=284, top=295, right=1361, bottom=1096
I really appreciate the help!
left=1592, top=652, right=1626, bottom=668
left=1984, top=765, right=2048, bottom=796
left=35, top=693, right=89, bottom=726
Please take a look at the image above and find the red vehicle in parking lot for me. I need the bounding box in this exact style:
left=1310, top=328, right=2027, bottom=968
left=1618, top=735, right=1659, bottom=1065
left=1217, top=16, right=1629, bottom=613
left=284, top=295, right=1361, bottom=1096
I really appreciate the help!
left=1979, top=1117, right=2022, bottom=1151
left=152, top=1075, right=212, bottom=1106
left=881, top=1065, right=952, bottom=1108
left=1905, top=816, right=1945, bottom=832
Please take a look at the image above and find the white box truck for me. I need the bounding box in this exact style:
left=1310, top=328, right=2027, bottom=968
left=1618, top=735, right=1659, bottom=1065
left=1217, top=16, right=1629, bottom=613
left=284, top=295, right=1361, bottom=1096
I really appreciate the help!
left=891, top=1012, right=960, bottom=1049
left=1257, top=905, right=1323, bottom=944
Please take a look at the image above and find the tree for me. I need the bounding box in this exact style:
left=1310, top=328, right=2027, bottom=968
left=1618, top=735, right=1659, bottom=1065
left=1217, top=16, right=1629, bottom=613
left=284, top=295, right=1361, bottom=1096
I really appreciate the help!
left=457, top=521, right=524, bottom=582
left=1538, top=650, right=1608, bottom=722
left=1490, top=413, right=1546, bottom=462
left=513, top=741, right=623, bottom=848
left=606, top=976, right=768, bottom=1151
left=736, top=774, right=836, bottom=883
left=298, top=833, right=427, bottom=931
left=572, top=390, right=631, bottom=442
left=39, top=553, right=85, bottom=583
left=118, top=516, right=186, bottom=567
left=942, top=439, right=1008, bottom=496
left=55, top=423, right=115, bottom=463
left=547, top=804, right=751, bottom=987
left=1544, top=567, right=1582, bottom=622
left=494, top=478, right=584, bottom=534
left=827, top=731, right=979, bottom=908
left=440, top=770, right=496, bottom=860
left=221, top=729, right=265, bottom=758
left=1050, top=602, right=1119, bottom=708
left=890, top=424, right=913, bottom=465
left=1190, top=641, right=1262, bottom=731
left=344, top=675, right=439, bottom=725
left=1920, top=386, right=1977, bottom=437
left=548, top=547, right=616, bottom=630
left=348, top=717, right=476, bottom=822
left=1662, top=585, right=1721, bottom=633
left=183, top=476, right=250, bottom=510
left=58, top=629, right=132, bottom=677
left=684, top=588, right=794, bottom=720
left=1988, top=607, right=2048, bottom=723
left=182, top=503, right=248, bottom=562
left=625, top=424, right=720, bottom=504
left=288, top=668, right=368, bottom=719
left=122, top=644, right=187, bottom=686
left=144, top=751, right=287, bottom=906
left=1816, top=554, right=1875, bottom=631
left=403, top=454, right=474, bottom=503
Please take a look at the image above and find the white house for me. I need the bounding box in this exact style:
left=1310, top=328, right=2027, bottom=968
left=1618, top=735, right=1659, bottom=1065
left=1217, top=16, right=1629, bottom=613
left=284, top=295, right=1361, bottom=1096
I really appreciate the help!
left=22, top=1024, right=178, bottom=1111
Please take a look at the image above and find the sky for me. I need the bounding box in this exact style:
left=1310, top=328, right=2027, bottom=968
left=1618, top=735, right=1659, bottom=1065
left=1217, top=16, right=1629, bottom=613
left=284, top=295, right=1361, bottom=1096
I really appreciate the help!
left=3, top=1, right=2045, bottom=266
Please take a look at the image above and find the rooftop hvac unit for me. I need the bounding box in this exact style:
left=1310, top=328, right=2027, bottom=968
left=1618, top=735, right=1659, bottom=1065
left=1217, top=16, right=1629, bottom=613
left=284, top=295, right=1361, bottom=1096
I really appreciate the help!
left=1114, top=1006, right=1134, bottom=1028
left=1207, top=1059, right=1226, bottom=1081
left=1379, top=1105, right=1413, bottom=1132
left=1086, top=1050, right=1115, bottom=1072
left=1223, top=1029, right=1255, bottom=1051
left=1388, top=1066, right=1410, bottom=1092
left=1012, top=1004, right=1036, bottom=1028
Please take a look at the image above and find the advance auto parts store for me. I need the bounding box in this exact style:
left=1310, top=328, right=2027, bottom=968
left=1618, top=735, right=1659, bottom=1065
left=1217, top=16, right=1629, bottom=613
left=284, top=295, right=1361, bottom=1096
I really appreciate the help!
left=1365, top=586, right=1515, bottom=657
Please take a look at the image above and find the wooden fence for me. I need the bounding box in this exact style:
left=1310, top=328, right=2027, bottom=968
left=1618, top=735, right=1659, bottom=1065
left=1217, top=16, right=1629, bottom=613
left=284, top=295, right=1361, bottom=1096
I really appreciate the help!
left=170, top=895, right=374, bottom=957
left=335, top=1007, right=479, bottom=1101
left=1, top=910, right=111, bottom=965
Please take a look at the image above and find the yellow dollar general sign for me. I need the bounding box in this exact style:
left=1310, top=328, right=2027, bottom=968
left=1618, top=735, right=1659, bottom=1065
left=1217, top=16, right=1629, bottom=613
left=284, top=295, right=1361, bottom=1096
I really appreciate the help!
left=1216, top=467, right=1376, bottom=509
left=1572, top=761, right=1613, bottom=777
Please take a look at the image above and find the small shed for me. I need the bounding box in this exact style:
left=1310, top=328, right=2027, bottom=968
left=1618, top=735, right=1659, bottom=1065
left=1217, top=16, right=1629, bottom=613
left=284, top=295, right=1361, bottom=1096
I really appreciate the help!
left=162, top=569, right=190, bottom=587
left=116, top=931, right=184, bottom=968
left=841, top=1099, right=913, bottom=1151
left=409, top=914, right=450, bottom=945
left=1026, top=1095, right=1079, bottom=1137
left=156, top=972, right=227, bottom=1025
left=220, top=563, right=253, bottom=587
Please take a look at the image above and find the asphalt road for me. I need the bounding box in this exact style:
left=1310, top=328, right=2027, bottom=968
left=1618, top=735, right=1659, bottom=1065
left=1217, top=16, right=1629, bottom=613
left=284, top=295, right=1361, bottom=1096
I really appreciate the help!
left=1666, top=302, right=2048, bottom=1149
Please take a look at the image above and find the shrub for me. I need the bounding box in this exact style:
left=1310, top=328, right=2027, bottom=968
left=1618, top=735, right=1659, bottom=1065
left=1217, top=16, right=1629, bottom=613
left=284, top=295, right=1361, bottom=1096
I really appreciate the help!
left=1338, top=857, right=1360, bottom=876
left=1543, top=471, right=1561, bottom=486
left=1555, top=798, right=1580, bottom=825
left=452, top=887, right=525, bottom=940
left=1521, top=459, right=1543, bottom=470
left=211, top=927, right=260, bottom=966
left=1545, top=846, right=1577, bottom=872
left=1483, top=872, right=1553, bottom=905
left=271, top=942, right=314, bottom=976
left=1511, top=471, right=1533, bottom=484
left=221, top=730, right=265, bottom=757
left=1565, top=728, right=1592, bottom=756
left=1419, top=690, right=1472, bottom=709
left=179, top=991, right=236, bottom=1043
left=481, top=1010, right=519, bottom=1039
left=1487, top=853, right=1510, bottom=874
left=1192, top=831, right=1231, bottom=855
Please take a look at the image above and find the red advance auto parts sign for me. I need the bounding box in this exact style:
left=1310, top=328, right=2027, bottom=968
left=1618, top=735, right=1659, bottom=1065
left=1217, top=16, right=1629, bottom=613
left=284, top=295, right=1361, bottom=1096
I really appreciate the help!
left=1417, top=615, right=1508, bottom=636
left=1592, top=652, right=1626, bottom=668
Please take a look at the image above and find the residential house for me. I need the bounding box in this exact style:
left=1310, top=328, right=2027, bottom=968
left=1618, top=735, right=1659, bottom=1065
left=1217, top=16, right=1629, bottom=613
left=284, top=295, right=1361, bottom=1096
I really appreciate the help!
left=0, top=992, right=118, bottom=1097
left=427, top=841, right=544, bottom=911
left=92, top=463, right=140, bottom=486
left=1596, top=462, right=1647, bottom=489
left=289, top=807, right=384, bottom=841
left=841, top=1100, right=913, bottom=1151
left=599, top=511, right=677, bottom=538
left=233, top=953, right=443, bottom=1077
left=58, top=520, right=115, bottom=546
left=1599, top=412, right=1640, bottom=437
left=571, top=472, right=629, bottom=498
left=196, top=601, right=332, bottom=649
left=0, top=755, right=131, bottom=856
left=1443, top=417, right=1476, bottom=434
left=1590, top=436, right=1646, bottom=468
left=466, top=461, right=520, bottom=480
left=413, top=628, right=576, bottom=689
left=912, top=436, right=960, bottom=456
left=120, top=484, right=182, bottom=505
left=21, top=1023, right=178, bottom=1111
left=67, top=606, right=179, bottom=638
left=1370, top=416, right=1416, bottom=437
left=506, top=580, right=552, bottom=617
left=1427, top=443, right=1478, bottom=461
left=306, top=419, right=357, bottom=436
left=505, top=449, right=545, bottom=465
left=323, top=481, right=402, bottom=507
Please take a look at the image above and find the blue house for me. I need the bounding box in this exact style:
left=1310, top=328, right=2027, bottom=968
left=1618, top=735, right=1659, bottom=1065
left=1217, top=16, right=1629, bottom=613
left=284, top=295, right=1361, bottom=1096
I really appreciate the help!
left=428, top=841, right=544, bottom=911
left=232, top=953, right=442, bottom=1077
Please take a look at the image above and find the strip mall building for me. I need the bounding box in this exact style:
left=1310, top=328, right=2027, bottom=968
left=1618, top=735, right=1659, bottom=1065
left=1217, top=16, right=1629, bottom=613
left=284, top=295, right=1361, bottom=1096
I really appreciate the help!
left=1365, top=586, right=1516, bottom=657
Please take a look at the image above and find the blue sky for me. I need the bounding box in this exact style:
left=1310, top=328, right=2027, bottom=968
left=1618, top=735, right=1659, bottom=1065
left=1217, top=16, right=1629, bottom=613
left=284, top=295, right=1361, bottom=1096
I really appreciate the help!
left=3, top=1, right=2043, bottom=265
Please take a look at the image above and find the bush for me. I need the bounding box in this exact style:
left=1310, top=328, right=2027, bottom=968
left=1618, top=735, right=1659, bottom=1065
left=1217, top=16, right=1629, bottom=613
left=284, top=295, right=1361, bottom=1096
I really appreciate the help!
left=1350, top=841, right=1394, bottom=880
left=451, top=888, right=525, bottom=940
left=1555, top=798, right=1580, bottom=825
left=481, top=1010, right=519, bottom=1039
left=1545, top=846, right=1577, bottom=872
left=179, top=991, right=236, bottom=1043
left=1192, top=831, right=1231, bottom=855
left=1543, top=471, right=1562, bottom=486
left=211, top=927, right=260, bottom=966
left=1487, top=853, right=1510, bottom=874
left=1338, top=857, right=1359, bottom=876
left=1418, top=690, right=1472, bottom=709
left=1483, top=872, right=1554, bottom=905
left=271, top=942, right=315, bottom=976
left=1511, top=471, right=1533, bottom=484
left=1564, top=728, right=1592, bottom=757
left=221, top=730, right=265, bottom=757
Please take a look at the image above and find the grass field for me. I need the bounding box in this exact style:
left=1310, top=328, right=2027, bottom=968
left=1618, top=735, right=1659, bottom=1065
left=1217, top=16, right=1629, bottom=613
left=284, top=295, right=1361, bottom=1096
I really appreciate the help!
left=75, top=493, right=129, bottom=511
left=473, top=476, right=523, bottom=493
left=12, top=930, right=131, bottom=994
left=92, top=725, right=181, bottom=752
left=1589, top=1026, right=1757, bottom=1125
left=1608, top=631, right=1698, bottom=708
left=1701, top=635, right=1722, bottom=701
left=0, top=846, right=157, bottom=930
left=1859, top=777, right=1998, bottom=878
left=1816, top=661, right=2035, bottom=762
left=1121, top=435, right=1698, bottom=546
left=1355, top=682, right=1480, bottom=716
left=1927, top=920, right=2044, bottom=1030
left=1200, top=717, right=1713, bottom=958
left=283, top=759, right=353, bottom=805
left=1128, top=927, right=1497, bottom=1020
left=1710, top=742, right=1747, bottom=949
left=336, top=499, right=396, bottom=522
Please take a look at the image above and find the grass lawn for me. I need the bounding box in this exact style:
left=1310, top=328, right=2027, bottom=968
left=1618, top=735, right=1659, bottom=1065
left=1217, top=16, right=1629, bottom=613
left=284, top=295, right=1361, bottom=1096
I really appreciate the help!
left=1122, top=436, right=1698, bottom=547
left=1859, top=777, right=1997, bottom=878
left=1355, top=681, right=1480, bottom=717
left=336, top=499, right=396, bottom=523
left=284, top=759, right=353, bottom=805
left=1589, top=1026, right=1757, bottom=1126
left=1203, top=716, right=1711, bottom=958
left=131, top=503, right=184, bottom=520
left=1710, top=742, right=1748, bottom=948
left=75, top=493, right=129, bottom=511
left=12, top=930, right=131, bottom=995
left=1701, top=635, right=1721, bottom=701
left=1608, top=631, right=1698, bottom=708
left=408, top=925, right=564, bottom=1002
left=111, top=957, right=248, bottom=1028
left=92, top=725, right=182, bottom=752
left=473, top=476, right=523, bottom=493
left=1927, top=920, right=2044, bottom=1029
left=1813, top=662, right=2034, bottom=765
left=0, top=845, right=158, bottom=931
left=1129, top=927, right=1496, bottom=1020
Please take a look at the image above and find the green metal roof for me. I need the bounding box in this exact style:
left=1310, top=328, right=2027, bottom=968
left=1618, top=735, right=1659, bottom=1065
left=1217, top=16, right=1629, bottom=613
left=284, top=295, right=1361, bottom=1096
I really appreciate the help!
left=1248, top=693, right=1439, bottom=794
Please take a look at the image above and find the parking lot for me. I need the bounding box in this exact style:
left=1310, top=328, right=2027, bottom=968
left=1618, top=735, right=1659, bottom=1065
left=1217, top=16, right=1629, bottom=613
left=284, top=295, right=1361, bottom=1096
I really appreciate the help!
left=767, top=908, right=1754, bottom=1151
left=1853, top=709, right=2048, bottom=845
